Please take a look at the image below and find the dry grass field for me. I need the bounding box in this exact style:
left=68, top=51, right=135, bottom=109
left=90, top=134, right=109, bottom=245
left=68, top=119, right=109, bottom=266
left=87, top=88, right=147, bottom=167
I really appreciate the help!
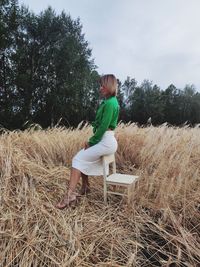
left=0, top=123, right=200, bottom=266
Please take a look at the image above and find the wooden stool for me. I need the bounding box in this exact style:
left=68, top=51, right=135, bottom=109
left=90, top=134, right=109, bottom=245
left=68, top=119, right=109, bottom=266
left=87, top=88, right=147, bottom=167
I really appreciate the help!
left=102, top=154, right=139, bottom=205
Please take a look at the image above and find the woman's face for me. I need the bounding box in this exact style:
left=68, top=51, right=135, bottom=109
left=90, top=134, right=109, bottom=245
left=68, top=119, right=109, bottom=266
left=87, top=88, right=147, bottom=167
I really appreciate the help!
left=100, top=85, right=110, bottom=97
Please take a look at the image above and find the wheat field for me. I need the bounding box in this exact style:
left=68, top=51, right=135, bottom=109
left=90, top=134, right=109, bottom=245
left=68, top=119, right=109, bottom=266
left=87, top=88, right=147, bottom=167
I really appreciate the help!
left=0, top=123, right=199, bottom=266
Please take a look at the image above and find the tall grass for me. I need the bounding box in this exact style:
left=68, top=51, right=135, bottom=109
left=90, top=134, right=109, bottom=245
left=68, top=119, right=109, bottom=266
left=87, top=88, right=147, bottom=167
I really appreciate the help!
left=0, top=124, right=199, bottom=266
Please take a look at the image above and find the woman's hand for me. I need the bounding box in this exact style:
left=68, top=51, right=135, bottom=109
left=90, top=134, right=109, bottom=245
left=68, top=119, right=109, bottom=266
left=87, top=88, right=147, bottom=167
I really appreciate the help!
left=84, top=142, right=90, bottom=150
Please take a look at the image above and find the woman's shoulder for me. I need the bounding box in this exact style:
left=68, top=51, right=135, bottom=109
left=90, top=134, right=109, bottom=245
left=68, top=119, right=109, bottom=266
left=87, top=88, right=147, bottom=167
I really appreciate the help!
left=106, top=96, right=119, bottom=106
left=106, top=96, right=118, bottom=103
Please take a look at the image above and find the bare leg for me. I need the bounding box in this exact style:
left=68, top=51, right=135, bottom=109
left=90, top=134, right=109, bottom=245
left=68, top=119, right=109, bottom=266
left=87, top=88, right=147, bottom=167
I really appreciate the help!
left=56, top=167, right=81, bottom=209
left=68, top=167, right=81, bottom=191
left=81, top=173, right=89, bottom=187
left=80, top=173, right=90, bottom=195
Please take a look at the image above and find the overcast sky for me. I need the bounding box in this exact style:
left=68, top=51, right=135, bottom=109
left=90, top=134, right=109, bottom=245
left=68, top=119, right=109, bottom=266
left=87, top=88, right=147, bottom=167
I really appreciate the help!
left=18, top=0, right=200, bottom=90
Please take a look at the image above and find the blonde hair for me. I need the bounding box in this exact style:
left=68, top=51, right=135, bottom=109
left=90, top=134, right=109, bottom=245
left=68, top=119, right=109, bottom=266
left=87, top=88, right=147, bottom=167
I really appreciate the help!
left=100, top=74, right=118, bottom=96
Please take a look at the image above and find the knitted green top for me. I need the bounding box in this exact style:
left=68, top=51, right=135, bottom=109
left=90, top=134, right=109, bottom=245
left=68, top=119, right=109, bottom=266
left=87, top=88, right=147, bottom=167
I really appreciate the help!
left=88, top=96, right=119, bottom=146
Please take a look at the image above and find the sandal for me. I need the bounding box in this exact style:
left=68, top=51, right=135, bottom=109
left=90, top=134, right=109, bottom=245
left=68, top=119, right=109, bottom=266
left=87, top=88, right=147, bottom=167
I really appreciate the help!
left=56, top=189, right=77, bottom=209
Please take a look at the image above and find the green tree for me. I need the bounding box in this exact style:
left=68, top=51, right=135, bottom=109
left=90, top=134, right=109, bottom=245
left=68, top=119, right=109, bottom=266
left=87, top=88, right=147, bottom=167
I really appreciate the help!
left=161, top=84, right=182, bottom=125
left=2, top=4, right=97, bottom=128
left=121, top=76, right=137, bottom=122
left=0, top=0, right=20, bottom=128
left=191, top=92, right=200, bottom=124
left=143, top=84, right=164, bottom=124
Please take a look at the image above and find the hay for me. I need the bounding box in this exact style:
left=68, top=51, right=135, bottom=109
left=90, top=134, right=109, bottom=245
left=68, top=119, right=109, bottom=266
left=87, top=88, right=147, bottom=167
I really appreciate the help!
left=0, top=124, right=199, bottom=266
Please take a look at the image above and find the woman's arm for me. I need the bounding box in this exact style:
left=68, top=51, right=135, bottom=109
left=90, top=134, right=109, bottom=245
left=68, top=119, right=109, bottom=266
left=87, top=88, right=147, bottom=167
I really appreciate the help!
left=88, top=101, right=114, bottom=146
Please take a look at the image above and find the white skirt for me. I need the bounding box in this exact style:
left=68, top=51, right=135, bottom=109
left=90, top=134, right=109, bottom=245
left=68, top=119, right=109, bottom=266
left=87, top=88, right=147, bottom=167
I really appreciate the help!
left=72, top=131, right=117, bottom=175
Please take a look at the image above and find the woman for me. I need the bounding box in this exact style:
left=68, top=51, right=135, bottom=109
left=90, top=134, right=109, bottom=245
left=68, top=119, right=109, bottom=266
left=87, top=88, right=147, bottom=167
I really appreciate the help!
left=56, top=74, right=119, bottom=209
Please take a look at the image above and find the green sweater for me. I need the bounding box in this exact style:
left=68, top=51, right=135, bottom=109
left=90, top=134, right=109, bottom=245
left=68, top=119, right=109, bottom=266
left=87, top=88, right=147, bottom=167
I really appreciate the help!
left=88, top=96, right=119, bottom=146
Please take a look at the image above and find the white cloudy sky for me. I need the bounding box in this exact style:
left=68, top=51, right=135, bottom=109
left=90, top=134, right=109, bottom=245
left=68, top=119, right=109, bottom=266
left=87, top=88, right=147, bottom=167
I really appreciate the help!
left=18, top=0, right=200, bottom=90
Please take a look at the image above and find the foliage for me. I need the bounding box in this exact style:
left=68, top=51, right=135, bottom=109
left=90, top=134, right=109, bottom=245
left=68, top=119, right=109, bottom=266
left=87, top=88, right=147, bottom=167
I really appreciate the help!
left=120, top=78, right=200, bottom=125
left=0, top=0, right=98, bottom=129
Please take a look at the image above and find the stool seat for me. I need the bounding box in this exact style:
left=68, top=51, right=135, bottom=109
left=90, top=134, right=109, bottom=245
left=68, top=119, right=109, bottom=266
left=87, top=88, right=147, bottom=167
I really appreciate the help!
left=106, top=173, right=139, bottom=185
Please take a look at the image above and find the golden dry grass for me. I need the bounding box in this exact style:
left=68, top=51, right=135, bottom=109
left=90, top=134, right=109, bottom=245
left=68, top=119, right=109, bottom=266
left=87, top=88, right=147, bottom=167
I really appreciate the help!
left=0, top=123, right=200, bottom=266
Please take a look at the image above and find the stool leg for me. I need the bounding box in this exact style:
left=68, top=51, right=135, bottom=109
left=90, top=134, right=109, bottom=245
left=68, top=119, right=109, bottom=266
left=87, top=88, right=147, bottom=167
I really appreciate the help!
left=127, top=185, right=131, bottom=206
left=104, top=183, right=107, bottom=204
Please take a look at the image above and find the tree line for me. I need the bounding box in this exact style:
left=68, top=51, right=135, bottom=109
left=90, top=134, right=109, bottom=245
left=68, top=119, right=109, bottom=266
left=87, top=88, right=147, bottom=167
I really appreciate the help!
left=1, top=0, right=200, bottom=130
left=118, top=78, right=200, bottom=125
